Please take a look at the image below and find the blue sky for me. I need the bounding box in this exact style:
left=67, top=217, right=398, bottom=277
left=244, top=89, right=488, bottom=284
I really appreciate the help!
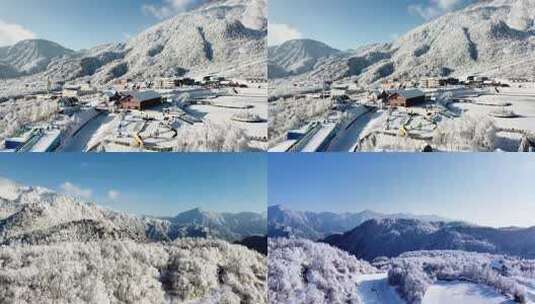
left=0, top=154, right=267, bottom=216
left=0, top=0, right=203, bottom=49
left=268, top=0, right=474, bottom=49
left=268, top=154, right=535, bottom=228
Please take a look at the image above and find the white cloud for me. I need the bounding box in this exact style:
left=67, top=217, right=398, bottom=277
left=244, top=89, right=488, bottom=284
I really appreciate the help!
left=268, top=23, right=303, bottom=46
left=107, top=190, right=120, bottom=201
left=60, top=182, right=92, bottom=199
left=409, top=0, right=472, bottom=20
left=0, top=19, right=36, bottom=47
left=142, top=0, right=208, bottom=19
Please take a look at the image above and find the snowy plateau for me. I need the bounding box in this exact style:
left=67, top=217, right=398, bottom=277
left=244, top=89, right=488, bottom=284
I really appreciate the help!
left=0, top=177, right=267, bottom=304
left=268, top=207, right=535, bottom=304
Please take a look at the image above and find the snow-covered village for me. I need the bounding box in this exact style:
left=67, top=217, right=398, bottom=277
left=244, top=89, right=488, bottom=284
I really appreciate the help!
left=0, top=0, right=267, bottom=152
left=1, top=76, right=267, bottom=152
left=268, top=0, right=535, bottom=152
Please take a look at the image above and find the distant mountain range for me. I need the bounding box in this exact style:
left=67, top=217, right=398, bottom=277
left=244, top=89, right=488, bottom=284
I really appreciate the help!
left=324, top=218, right=535, bottom=261
left=0, top=0, right=266, bottom=83
left=0, top=177, right=266, bottom=246
left=268, top=205, right=448, bottom=240
left=269, top=0, right=535, bottom=84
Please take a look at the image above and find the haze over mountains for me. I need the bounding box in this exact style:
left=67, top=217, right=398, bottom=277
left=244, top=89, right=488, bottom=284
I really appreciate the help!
left=0, top=177, right=266, bottom=246
left=0, top=0, right=266, bottom=84
left=267, top=205, right=448, bottom=240
left=269, top=0, right=535, bottom=84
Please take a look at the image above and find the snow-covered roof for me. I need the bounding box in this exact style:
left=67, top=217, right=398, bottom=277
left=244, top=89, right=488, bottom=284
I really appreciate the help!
left=389, top=89, right=425, bottom=99
left=126, top=90, right=161, bottom=102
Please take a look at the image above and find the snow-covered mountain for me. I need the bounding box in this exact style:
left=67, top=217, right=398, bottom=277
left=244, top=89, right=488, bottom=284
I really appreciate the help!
left=0, top=0, right=266, bottom=85
left=268, top=39, right=342, bottom=78
left=0, top=177, right=266, bottom=245
left=270, top=0, right=535, bottom=83
left=324, top=218, right=535, bottom=261
left=0, top=39, right=74, bottom=78
left=0, top=177, right=268, bottom=303
left=267, top=205, right=448, bottom=240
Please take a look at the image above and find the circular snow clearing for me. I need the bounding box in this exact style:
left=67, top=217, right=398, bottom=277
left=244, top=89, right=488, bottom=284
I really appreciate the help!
left=422, top=281, right=515, bottom=304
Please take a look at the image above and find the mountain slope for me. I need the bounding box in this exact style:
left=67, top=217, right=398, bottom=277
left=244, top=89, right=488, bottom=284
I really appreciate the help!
left=270, top=0, right=535, bottom=83
left=0, top=39, right=74, bottom=78
left=0, top=0, right=267, bottom=84
left=1, top=0, right=266, bottom=85
left=268, top=39, right=341, bottom=78
left=166, top=207, right=267, bottom=241
left=0, top=239, right=267, bottom=303
left=324, top=218, right=535, bottom=261
left=268, top=205, right=448, bottom=240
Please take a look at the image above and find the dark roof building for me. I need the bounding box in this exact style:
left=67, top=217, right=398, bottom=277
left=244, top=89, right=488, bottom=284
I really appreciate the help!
left=387, top=89, right=426, bottom=108
left=119, top=91, right=162, bottom=110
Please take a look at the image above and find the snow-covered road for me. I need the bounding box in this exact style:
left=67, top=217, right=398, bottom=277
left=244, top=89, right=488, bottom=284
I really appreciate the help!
left=60, top=113, right=110, bottom=152
left=422, top=281, right=515, bottom=304
left=328, top=110, right=380, bottom=152
left=356, top=273, right=405, bottom=304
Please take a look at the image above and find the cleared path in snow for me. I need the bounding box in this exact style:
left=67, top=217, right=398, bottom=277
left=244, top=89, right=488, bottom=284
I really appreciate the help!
left=61, top=113, right=110, bottom=152
left=422, top=281, right=515, bottom=304
left=357, top=273, right=405, bottom=304
left=328, top=110, right=380, bottom=152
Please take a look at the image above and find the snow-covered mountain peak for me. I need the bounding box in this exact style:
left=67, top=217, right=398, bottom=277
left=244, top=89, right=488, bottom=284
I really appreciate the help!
left=0, top=176, right=56, bottom=202
left=1, top=0, right=266, bottom=84
left=270, top=0, right=535, bottom=83
left=0, top=177, right=25, bottom=201
left=0, top=39, right=74, bottom=76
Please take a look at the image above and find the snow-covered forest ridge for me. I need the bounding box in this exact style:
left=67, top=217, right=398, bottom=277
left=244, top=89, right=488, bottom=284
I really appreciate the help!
left=268, top=206, right=535, bottom=304
left=269, top=238, right=535, bottom=304
left=0, top=177, right=267, bottom=303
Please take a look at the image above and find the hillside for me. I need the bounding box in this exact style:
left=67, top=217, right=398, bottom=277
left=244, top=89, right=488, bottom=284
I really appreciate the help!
left=269, top=0, right=535, bottom=84
left=0, top=39, right=74, bottom=78
left=0, top=239, right=267, bottom=303
left=0, top=0, right=266, bottom=86
left=323, top=218, right=535, bottom=261
left=268, top=238, right=377, bottom=304
left=268, top=205, right=447, bottom=240
left=268, top=39, right=341, bottom=78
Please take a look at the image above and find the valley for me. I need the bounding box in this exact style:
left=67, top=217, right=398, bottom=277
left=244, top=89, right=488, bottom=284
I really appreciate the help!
left=268, top=207, right=535, bottom=304
left=268, top=0, right=535, bottom=152
left=0, top=0, right=267, bottom=152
